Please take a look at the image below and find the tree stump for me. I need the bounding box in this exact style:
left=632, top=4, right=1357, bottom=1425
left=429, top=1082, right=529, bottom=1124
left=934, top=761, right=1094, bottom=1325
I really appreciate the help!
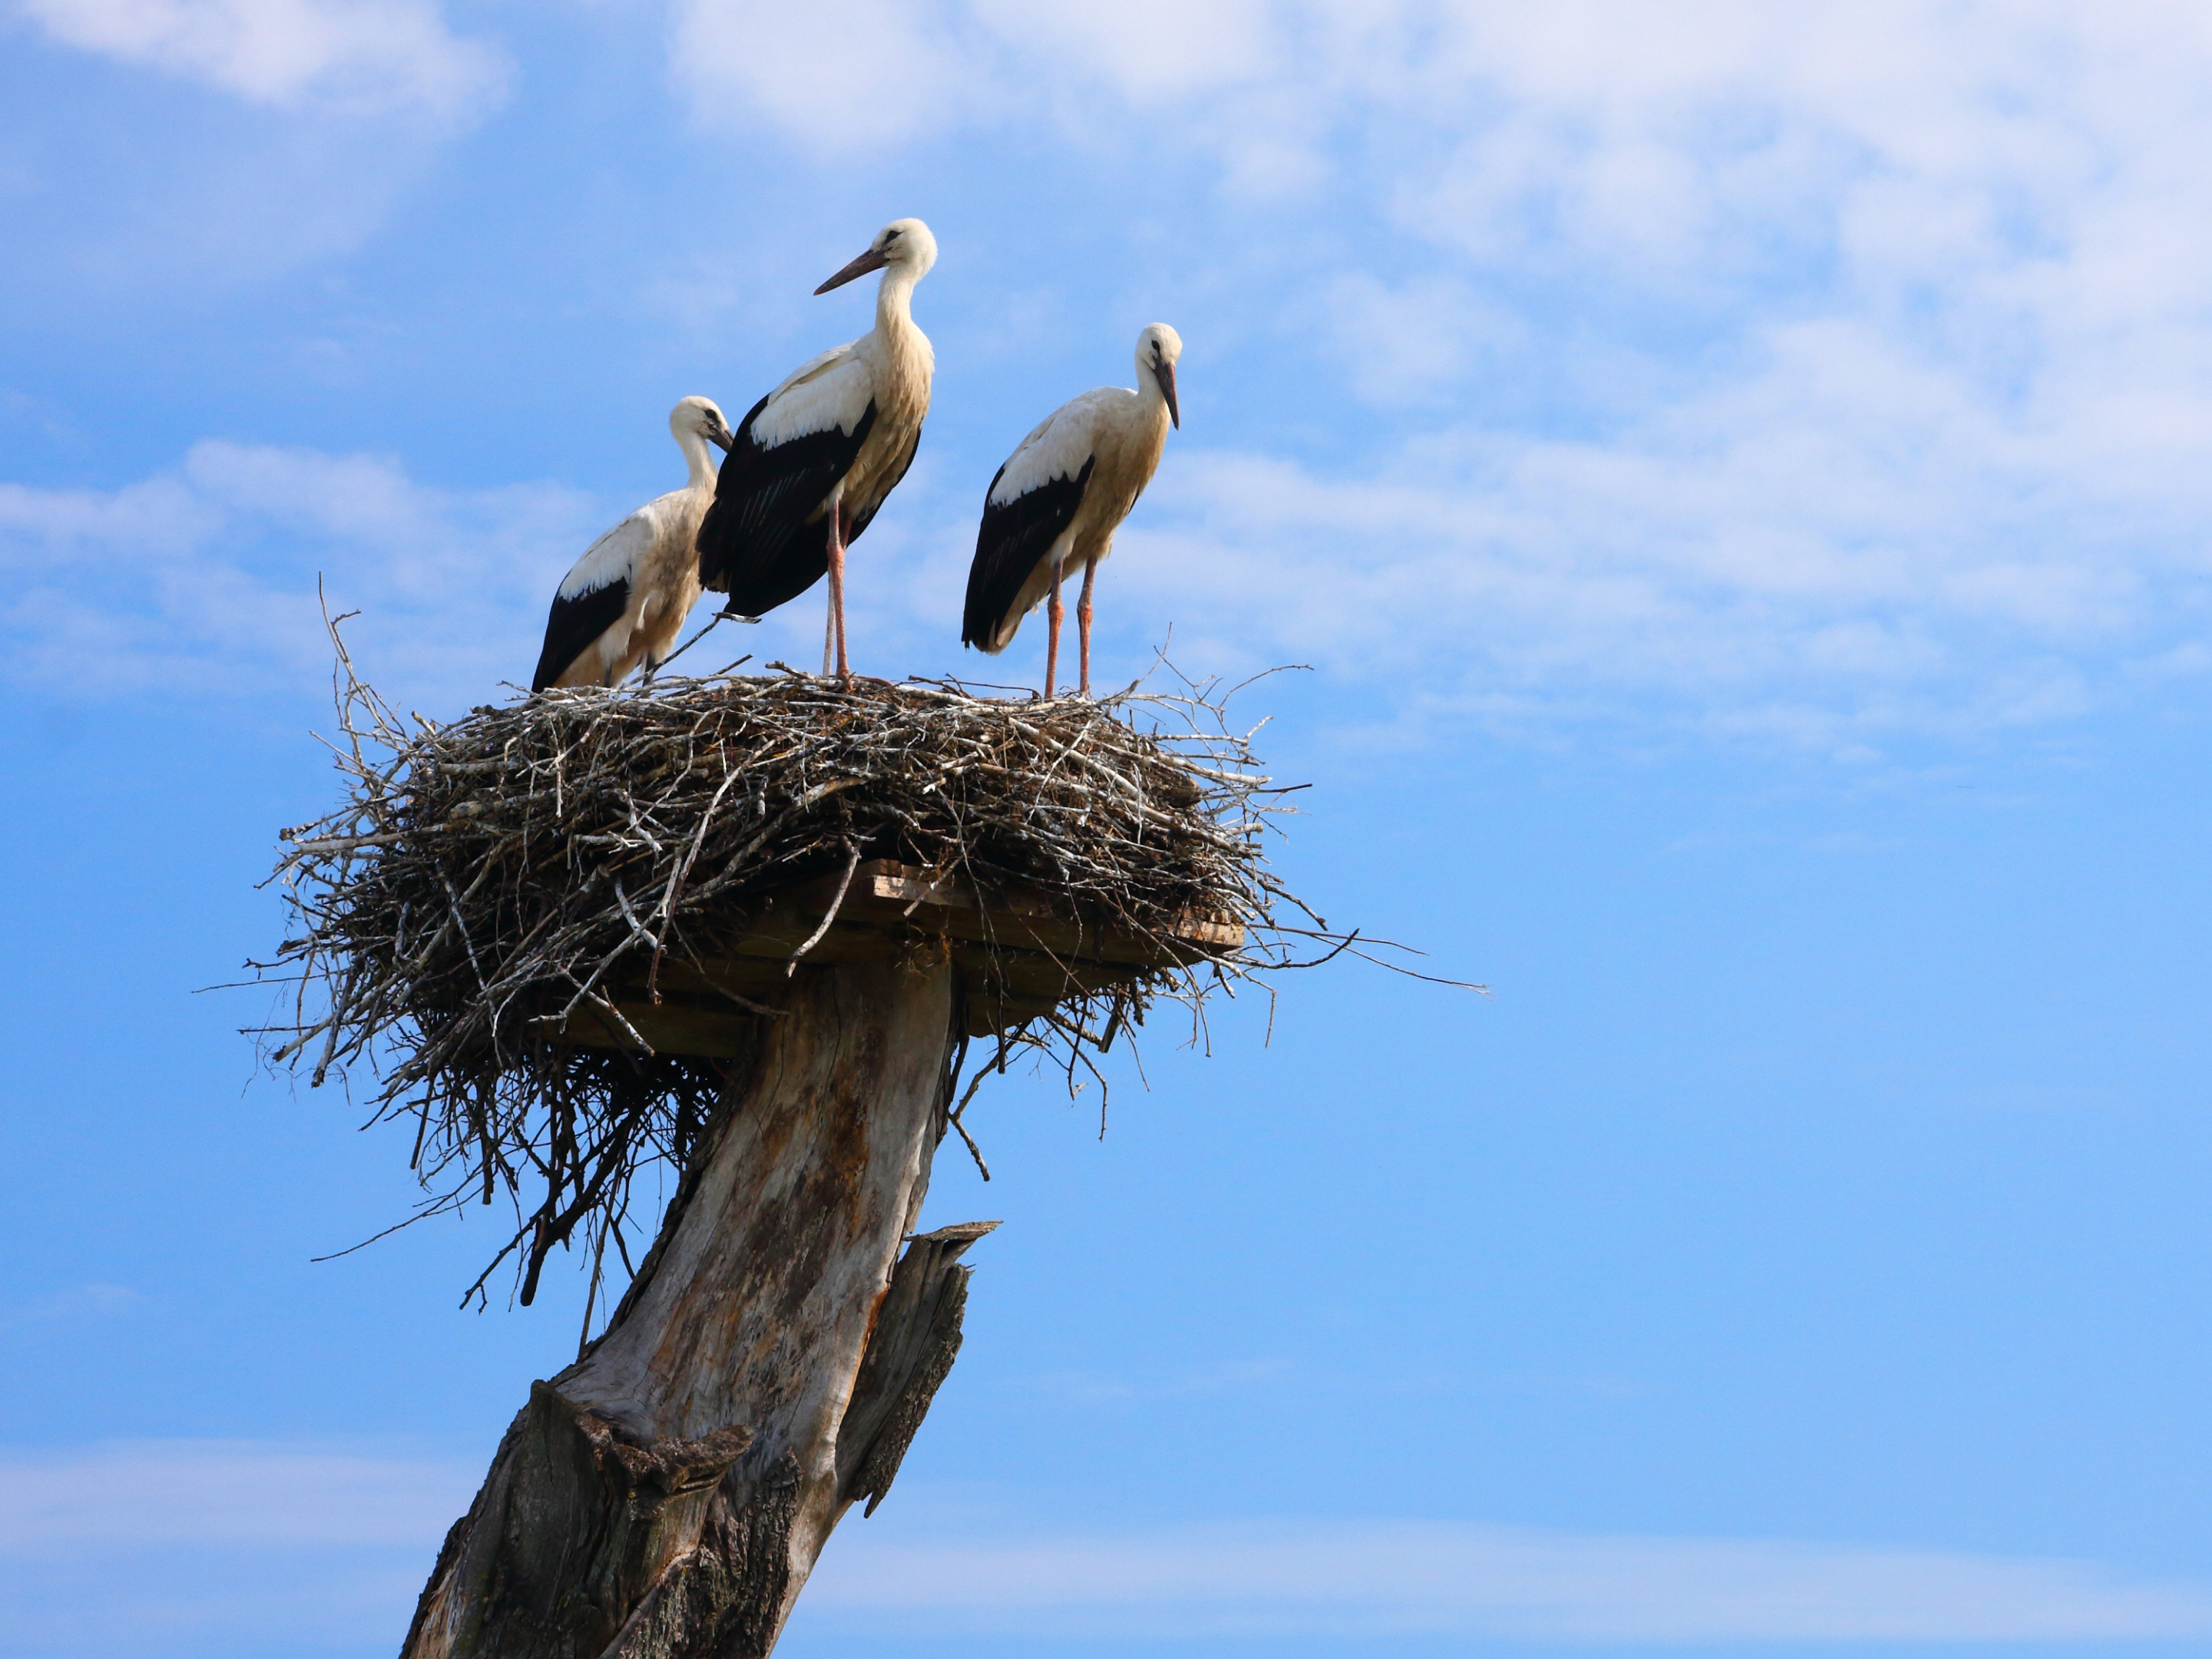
left=400, top=956, right=980, bottom=1657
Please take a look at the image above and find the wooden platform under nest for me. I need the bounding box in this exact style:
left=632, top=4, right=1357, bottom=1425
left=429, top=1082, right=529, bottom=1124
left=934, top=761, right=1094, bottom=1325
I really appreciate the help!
left=558, top=858, right=1247, bottom=1052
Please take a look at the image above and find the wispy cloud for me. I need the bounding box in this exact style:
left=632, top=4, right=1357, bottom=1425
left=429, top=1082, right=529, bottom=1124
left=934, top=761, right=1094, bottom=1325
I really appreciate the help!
left=0, top=436, right=965, bottom=718
left=0, top=439, right=600, bottom=711
left=667, top=0, right=1288, bottom=153
left=5, top=417, right=2200, bottom=757
left=3, top=1442, right=2204, bottom=1651
left=0, top=1441, right=472, bottom=1658
left=15, top=0, right=509, bottom=124
left=0, top=1439, right=471, bottom=1553
left=661, top=2, right=2212, bottom=748
left=806, top=1515, right=2212, bottom=1643
left=0, top=1283, right=141, bottom=1335
left=21, top=6, right=2212, bottom=747
left=1013, top=1358, right=1296, bottom=1409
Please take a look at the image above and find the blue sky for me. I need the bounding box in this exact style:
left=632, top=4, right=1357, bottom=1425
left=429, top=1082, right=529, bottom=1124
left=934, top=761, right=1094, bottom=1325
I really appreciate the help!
left=3, top=2, right=2211, bottom=1655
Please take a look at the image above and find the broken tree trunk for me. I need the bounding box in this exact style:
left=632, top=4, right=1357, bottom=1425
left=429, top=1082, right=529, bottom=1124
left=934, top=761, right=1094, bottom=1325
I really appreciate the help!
left=401, top=956, right=985, bottom=1658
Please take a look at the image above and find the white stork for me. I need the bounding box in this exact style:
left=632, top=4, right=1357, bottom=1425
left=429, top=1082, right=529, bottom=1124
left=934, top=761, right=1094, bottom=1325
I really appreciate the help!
left=696, top=217, right=937, bottom=680
left=962, top=323, right=1182, bottom=697
left=531, top=396, right=736, bottom=692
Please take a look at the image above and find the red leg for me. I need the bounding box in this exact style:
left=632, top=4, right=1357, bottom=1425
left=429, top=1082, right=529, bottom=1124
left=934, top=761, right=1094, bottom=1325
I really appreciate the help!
left=1075, top=555, right=1099, bottom=697
left=1044, top=560, right=1064, bottom=699
left=826, top=512, right=850, bottom=680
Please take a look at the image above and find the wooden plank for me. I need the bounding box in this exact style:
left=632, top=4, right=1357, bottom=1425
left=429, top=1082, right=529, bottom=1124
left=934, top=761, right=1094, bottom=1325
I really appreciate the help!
left=553, top=858, right=1235, bottom=1056
left=962, top=995, right=1060, bottom=1038
left=564, top=987, right=1065, bottom=1052
left=563, top=945, right=1139, bottom=1054
left=763, top=859, right=1241, bottom=969
left=557, top=998, right=753, bottom=1058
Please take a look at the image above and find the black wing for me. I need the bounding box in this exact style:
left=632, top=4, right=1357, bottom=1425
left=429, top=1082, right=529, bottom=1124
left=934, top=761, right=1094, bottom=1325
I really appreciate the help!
left=696, top=395, right=876, bottom=618
left=531, top=575, right=629, bottom=692
left=962, top=454, right=1094, bottom=651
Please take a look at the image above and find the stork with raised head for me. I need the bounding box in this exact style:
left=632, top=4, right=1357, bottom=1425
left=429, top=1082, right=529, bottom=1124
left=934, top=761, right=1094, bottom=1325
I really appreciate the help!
left=696, top=218, right=937, bottom=680
left=531, top=396, right=736, bottom=693
left=962, top=323, right=1182, bottom=697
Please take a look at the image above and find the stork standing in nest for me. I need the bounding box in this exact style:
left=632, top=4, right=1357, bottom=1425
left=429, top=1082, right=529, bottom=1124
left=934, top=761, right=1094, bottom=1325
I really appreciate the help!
left=531, top=396, right=736, bottom=692
left=697, top=218, right=937, bottom=680
left=962, top=323, right=1182, bottom=697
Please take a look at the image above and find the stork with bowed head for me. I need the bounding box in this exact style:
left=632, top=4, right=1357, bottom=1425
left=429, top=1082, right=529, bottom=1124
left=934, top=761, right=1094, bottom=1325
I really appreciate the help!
left=962, top=323, right=1182, bottom=697
left=531, top=396, right=735, bottom=692
left=696, top=218, right=938, bottom=680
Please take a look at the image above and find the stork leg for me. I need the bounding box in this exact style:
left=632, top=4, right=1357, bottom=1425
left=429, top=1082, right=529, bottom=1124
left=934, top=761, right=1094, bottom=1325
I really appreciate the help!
left=1044, top=560, right=1065, bottom=700
left=1076, top=554, right=1099, bottom=698
left=826, top=510, right=851, bottom=680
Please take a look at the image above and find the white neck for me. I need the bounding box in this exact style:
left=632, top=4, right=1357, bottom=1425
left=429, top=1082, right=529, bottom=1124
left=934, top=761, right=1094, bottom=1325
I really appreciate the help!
left=875, top=266, right=919, bottom=341
left=675, top=428, right=717, bottom=490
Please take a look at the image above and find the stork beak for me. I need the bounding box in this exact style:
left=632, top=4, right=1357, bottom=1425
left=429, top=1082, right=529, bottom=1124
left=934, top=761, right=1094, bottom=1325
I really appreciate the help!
left=1154, top=359, right=1181, bottom=429
left=816, top=246, right=889, bottom=295
left=708, top=424, right=736, bottom=454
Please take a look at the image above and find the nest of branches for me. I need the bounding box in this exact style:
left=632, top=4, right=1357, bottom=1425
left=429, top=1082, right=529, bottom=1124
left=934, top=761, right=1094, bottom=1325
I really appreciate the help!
left=255, top=630, right=1350, bottom=1310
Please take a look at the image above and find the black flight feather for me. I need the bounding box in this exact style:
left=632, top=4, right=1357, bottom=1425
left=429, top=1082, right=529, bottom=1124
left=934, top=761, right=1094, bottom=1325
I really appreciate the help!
left=962, top=453, right=1095, bottom=650
left=531, top=575, right=631, bottom=692
left=696, top=395, right=878, bottom=618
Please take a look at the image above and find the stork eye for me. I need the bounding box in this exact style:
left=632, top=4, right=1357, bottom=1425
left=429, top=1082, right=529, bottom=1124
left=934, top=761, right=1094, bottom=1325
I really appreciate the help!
left=886, top=229, right=903, bottom=241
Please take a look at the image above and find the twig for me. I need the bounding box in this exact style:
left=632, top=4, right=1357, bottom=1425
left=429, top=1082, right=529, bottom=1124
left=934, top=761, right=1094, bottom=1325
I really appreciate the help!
left=949, top=1111, right=992, bottom=1182
left=785, top=843, right=861, bottom=975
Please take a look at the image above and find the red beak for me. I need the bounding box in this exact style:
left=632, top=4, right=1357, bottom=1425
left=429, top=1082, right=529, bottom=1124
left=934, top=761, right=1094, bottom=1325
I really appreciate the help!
left=816, top=247, right=888, bottom=295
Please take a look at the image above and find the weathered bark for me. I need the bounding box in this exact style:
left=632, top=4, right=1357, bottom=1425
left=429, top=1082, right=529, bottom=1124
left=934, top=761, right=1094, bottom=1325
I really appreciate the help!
left=402, top=956, right=981, bottom=1659
left=836, top=1219, right=997, bottom=1519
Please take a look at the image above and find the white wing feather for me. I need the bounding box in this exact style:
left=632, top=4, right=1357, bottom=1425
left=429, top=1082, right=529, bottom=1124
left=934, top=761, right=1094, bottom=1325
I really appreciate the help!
left=555, top=511, right=653, bottom=600
left=989, top=387, right=1129, bottom=506
left=752, top=342, right=876, bottom=449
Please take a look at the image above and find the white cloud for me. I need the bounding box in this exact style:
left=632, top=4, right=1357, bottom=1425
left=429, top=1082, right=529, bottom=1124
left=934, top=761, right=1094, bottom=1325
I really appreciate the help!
left=12, top=5, right=2204, bottom=746
left=806, top=1515, right=2212, bottom=1642
left=0, top=439, right=601, bottom=710
left=15, top=0, right=508, bottom=122
left=1102, top=401, right=2180, bottom=751
left=0, top=435, right=972, bottom=716
left=654, top=2, right=2212, bottom=744
left=0, top=1439, right=472, bottom=1552
left=5, top=397, right=2201, bottom=755
left=5, top=1443, right=2202, bottom=1651
left=669, top=0, right=989, bottom=150
left=667, top=0, right=1329, bottom=160
left=1319, top=273, right=1528, bottom=407
left=0, top=1441, right=472, bottom=1658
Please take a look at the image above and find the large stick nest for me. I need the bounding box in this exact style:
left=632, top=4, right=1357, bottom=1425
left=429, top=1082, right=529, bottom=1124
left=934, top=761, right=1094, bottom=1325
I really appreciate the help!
left=255, top=631, right=1337, bottom=1309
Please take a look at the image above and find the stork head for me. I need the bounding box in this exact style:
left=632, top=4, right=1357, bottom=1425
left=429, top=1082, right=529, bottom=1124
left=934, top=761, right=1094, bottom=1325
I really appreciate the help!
left=1137, top=323, right=1183, bottom=429
left=816, top=217, right=938, bottom=295
left=671, top=395, right=737, bottom=454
